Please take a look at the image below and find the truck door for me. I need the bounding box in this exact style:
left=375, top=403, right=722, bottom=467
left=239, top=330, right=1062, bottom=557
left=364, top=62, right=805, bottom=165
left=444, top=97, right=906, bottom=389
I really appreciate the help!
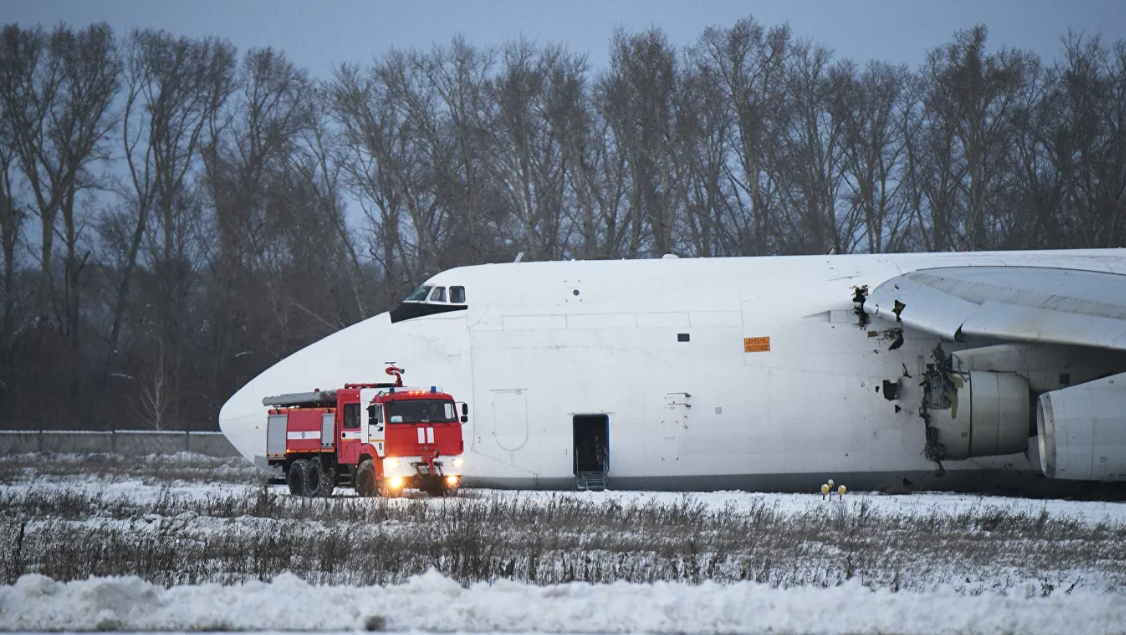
left=368, top=402, right=386, bottom=458
left=340, top=388, right=380, bottom=464
left=339, top=398, right=362, bottom=465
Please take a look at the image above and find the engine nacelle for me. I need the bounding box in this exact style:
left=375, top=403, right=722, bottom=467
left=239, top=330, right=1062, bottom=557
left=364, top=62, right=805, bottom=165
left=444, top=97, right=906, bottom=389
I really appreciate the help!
left=1037, top=372, right=1126, bottom=481
left=929, top=371, right=1030, bottom=460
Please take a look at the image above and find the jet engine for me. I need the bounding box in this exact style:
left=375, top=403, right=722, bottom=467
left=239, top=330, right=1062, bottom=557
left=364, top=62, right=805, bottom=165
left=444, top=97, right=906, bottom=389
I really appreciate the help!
left=924, top=370, right=1030, bottom=461
left=1037, top=372, right=1126, bottom=481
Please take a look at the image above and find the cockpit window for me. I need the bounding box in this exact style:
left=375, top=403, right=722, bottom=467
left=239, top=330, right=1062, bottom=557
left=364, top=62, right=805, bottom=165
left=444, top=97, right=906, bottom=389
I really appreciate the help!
left=390, top=284, right=468, bottom=323
left=404, top=285, right=432, bottom=303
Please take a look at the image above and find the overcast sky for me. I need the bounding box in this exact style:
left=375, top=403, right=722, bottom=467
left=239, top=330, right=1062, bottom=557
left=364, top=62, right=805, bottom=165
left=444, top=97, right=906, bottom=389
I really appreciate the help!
left=7, top=0, right=1126, bottom=76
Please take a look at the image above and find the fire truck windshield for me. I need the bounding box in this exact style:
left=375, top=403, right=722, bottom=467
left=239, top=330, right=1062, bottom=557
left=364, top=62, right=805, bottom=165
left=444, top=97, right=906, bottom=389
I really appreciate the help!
left=385, top=399, right=456, bottom=424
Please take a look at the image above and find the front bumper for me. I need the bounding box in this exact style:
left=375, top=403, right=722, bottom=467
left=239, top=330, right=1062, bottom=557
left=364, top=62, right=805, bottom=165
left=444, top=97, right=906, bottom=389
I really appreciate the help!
left=382, top=456, right=463, bottom=478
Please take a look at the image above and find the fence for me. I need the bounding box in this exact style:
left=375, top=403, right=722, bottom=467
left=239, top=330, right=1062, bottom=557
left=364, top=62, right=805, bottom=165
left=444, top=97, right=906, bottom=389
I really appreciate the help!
left=0, top=430, right=240, bottom=458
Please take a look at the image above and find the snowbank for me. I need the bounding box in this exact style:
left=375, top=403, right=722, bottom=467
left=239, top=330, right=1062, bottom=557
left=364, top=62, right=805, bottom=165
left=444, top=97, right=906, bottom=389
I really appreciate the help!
left=3, top=570, right=1123, bottom=634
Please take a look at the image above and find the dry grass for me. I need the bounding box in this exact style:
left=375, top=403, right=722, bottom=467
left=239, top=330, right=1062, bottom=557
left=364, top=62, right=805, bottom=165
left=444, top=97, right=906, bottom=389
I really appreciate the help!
left=0, top=453, right=262, bottom=485
left=2, top=481, right=1124, bottom=594
left=2, top=454, right=1124, bottom=595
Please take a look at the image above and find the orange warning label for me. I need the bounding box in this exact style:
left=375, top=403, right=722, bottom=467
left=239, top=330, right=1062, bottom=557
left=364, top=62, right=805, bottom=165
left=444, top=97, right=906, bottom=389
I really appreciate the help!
left=744, top=337, right=771, bottom=353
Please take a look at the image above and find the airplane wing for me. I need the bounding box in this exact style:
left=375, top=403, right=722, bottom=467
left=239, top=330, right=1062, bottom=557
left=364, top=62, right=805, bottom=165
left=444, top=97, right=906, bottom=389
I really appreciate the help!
left=863, top=266, right=1126, bottom=351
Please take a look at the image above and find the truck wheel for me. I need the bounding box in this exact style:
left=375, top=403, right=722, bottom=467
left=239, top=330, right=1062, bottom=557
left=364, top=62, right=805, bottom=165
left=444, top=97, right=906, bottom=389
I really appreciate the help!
left=355, top=460, right=377, bottom=497
left=287, top=460, right=309, bottom=496
left=307, top=457, right=336, bottom=497
left=304, top=458, right=325, bottom=497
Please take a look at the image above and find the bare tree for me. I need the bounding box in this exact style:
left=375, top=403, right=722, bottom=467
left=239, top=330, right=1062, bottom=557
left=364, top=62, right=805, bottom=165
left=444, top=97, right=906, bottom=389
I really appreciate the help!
left=551, top=57, right=631, bottom=260
left=107, top=29, right=235, bottom=374
left=437, top=39, right=503, bottom=265
left=202, top=47, right=314, bottom=401
left=839, top=62, right=914, bottom=252
left=413, top=38, right=498, bottom=269
left=1047, top=34, right=1126, bottom=247
left=997, top=54, right=1059, bottom=249
left=921, top=26, right=1033, bottom=250
left=775, top=44, right=852, bottom=254
left=695, top=18, right=790, bottom=256
left=0, top=95, right=24, bottom=366
left=904, top=70, right=963, bottom=252
left=600, top=28, right=681, bottom=257
left=0, top=24, right=119, bottom=343
left=330, top=58, right=415, bottom=301
left=291, top=93, right=370, bottom=318
left=207, top=47, right=311, bottom=277
left=676, top=56, right=733, bottom=257
left=489, top=41, right=574, bottom=260
left=133, top=338, right=172, bottom=430
left=54, top=25, right=121, bottom=356
left=0, top=26, right=57, bottom=326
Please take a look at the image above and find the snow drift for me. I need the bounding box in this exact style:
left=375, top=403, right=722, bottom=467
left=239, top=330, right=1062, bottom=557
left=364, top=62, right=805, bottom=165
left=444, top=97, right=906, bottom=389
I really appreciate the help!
left=3, top=569, right=1124, bottom=634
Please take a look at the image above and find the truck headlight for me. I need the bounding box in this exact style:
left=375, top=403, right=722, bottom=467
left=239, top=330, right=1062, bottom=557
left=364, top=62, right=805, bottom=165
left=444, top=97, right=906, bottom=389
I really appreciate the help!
left=452, top=458, right=464, bottom=467
left=387, top=459, right=401, bottom=468
left=445, top=475, right=460, bottom=486
left=388, top=477, right=404, bottom=489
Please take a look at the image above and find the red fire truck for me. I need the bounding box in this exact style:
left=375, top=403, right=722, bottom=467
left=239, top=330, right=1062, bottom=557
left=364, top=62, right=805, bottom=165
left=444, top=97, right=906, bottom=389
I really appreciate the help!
left=262, top=365, right=466, bottom=497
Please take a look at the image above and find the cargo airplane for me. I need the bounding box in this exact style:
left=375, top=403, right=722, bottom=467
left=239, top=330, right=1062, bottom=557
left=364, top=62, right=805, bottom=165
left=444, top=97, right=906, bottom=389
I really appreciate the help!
left=219, top=249, right=1126, bottom=492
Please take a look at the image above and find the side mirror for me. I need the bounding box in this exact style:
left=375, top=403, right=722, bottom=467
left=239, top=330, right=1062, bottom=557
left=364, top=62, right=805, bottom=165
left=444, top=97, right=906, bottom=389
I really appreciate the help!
left=458, top=402, right=469, bottom=424
left=460, top=415, right=468, bottom=424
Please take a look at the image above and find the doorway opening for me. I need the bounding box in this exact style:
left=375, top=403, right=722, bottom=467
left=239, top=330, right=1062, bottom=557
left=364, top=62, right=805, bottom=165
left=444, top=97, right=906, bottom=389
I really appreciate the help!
left=573, top=415, right=609, bottom=490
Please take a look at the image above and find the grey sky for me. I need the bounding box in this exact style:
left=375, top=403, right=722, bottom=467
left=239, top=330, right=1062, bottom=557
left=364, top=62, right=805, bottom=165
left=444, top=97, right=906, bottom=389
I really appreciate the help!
left=6, top=0, right=1126, bottom=76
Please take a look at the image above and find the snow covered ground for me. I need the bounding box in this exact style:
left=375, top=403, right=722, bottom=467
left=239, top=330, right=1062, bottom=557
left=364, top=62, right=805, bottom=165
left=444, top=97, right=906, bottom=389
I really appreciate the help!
left=514, top=487, right=1126, bottom=527
left=4, top=452, right=1125, bottom=526
left=2, top=453, right=1126, bottom=633
left=4, top=569, right=1126, bottom=634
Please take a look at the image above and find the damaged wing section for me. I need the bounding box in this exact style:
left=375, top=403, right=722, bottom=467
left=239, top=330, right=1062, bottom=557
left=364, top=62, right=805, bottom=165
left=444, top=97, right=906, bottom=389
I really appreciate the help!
left=864, top=267, right=1126, bottom=351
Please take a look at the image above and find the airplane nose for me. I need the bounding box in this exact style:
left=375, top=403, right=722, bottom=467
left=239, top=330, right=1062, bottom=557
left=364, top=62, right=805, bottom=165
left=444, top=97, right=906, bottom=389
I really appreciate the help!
left=218, top=379, right=261, bottom=464
left=217, top=312, right=398, bottom=466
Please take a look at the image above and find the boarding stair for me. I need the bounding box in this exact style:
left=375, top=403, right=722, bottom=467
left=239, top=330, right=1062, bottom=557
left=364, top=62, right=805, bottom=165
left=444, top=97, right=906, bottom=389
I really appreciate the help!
left=576, top=469, right=607, bottom=491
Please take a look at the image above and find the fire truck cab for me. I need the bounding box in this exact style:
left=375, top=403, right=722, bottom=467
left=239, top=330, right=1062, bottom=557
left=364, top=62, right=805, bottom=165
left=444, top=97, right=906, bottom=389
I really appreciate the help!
left=263, top=365, right=466, bottom=497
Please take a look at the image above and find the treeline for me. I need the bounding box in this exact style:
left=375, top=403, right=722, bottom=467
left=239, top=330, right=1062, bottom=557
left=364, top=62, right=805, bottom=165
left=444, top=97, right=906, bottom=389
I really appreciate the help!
left=0, top=18, right=1124, bottom=430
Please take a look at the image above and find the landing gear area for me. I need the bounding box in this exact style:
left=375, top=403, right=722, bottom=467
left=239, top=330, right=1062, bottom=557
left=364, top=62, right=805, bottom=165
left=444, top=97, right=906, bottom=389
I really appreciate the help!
left=574, top=414, right=609, bottom=491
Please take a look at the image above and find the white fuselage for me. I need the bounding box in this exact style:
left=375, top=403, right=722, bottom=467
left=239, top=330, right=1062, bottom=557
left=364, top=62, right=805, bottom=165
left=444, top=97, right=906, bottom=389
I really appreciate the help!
left=219, top=249, right=1126, bottom=491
